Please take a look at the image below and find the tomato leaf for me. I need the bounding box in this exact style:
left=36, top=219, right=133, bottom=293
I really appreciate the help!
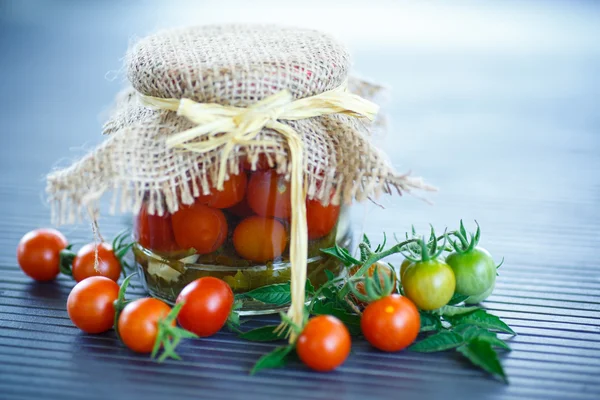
left=439, top=305, right=479, bottom=317
left=311, top=299, right=362, bottom=335
left=453, top=325, right=511, bottom=351
left=419, top=311, right=443, bottom=332
left=321, top=245, right=360, bottom=267
left=457, top=338, right=508, bottom=383
left=324, top=269, right=336, bottom=282
left=242, top=283, right=291, bottom=306
left=409, top=331, right=464, bottom=352
left=239, top=325, right=286, bottom=342
left=448, top=293, right=469, bottom=305
left=445, top=309, right=515, bottom=335
left=305, top=279, right=316, bottom=295
left=250, top=345, right=294, bottom=375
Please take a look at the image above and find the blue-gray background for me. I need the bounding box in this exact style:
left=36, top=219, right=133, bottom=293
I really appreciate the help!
left=0, top=1, right=599, bottom=399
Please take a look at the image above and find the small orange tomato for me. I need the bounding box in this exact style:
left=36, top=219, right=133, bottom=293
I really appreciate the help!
left=72, top=242, right=121, bottom=283
left=350, top=262, right=397, bottom=303
left=361, top=294, right=420, bottom=352
left=171, top=202, right=228, bottom=254
left=306, top=198, right=340, bottom=240
left=118, top=298, right=173, bottom=353
left=233, top=216, right=287, bottom=262
left=196, top=172, right=248, bottom=209
left=134, top=204, right=179, bottom=253
left=296, top=315, right=351, bottom=371
left=67, top=276, right=119, bottom=334
left=246, top=171, right=291, bottom=219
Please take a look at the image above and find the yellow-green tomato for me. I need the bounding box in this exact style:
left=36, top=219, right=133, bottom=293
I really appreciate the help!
left=400, top=259, right=413, bottom=282
left=445, top=247, right=496, bottom=297
left=402, top=260, right=456, bottom=310
left=464, top=282, right=495, bottom=305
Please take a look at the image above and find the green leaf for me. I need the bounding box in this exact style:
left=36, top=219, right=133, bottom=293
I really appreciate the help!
left=453, top=325, right=510, bottom=350
left=457, top=338, right=508, bottom=383
left=250, top=345, right=294, bottom=375
left=439, top=305, right=480, bottom=317
left=419, top=311, right=442, bottom=332
left=239, top=325, right=286, bottom=342
left=321, top=245, right=360, bottom=267
left=305, top=279, right=315, bottom=295
left=324, top=269, right=336, bottom=282
left=446, top=310, right=515, bottom=335
left=243, top=283, right=291, bottom=306
left=311, top=299, right=361, bottom=335
left=409, top=331, right=464, bottom=352
left=448, top=293, right=469, bottom=305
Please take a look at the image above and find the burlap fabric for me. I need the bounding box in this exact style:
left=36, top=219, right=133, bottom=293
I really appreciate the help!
left=47, top=25, right=429, bottom=223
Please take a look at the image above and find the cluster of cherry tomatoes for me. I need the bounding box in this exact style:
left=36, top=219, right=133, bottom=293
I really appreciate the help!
left=135, top=160, right=341, bottom=263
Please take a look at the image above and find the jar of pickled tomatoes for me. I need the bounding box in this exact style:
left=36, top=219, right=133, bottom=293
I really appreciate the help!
left=132, top=162, right=350, bottom=314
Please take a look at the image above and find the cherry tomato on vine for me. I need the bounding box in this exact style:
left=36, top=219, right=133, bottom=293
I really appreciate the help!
left=306, top=198, right=340, bottom=240
left=465, top=282, right=495, bottom=304
left=296, top=315, right=351, bottom=372
left=400, top=258, right=413, bottom=281
left=361, top=294, right=420, bottom=352
left=72, top=242, right=122, bottom=283
left=196, top=172, right=248, bottom=209
left=350, top=262, right=397, bottom=302
left=134, top=204, right=179, bottom=253
left=402, top=260, right=455, bottom=310
left=17, top=228, right=68, bottom=281
left=233, top=216, right=287, bottom=262
left=176, top=277, right=234, bottom=337
left=118, top=297, right=173, bottom=353
left=67, top=276, right=119, bottom=334
left=446, top=247, right=496, bottom=297
left=171, top=202, right=227, bottom=254
left=247, top=171, right=291, bottom=219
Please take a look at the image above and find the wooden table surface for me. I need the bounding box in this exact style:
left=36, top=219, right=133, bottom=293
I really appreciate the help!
left=1, top=1, right=599, bottom=399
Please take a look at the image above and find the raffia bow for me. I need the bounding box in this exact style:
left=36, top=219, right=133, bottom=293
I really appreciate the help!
left=139, top=83, right=379, bottom=341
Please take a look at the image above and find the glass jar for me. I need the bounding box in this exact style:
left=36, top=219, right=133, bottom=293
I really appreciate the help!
left=132, top=169, right=351, bottom=315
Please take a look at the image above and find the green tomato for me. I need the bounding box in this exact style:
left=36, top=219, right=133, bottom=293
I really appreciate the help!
left=464, top=282, right=495, bottom=304
left=402, top=260, right=455, bottom=310
left=445, top=247, right=496, bottom=296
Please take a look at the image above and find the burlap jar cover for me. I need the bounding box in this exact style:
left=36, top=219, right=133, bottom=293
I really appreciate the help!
left=46, top=25, right=430, bottom=339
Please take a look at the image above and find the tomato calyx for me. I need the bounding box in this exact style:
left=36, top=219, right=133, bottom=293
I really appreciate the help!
left=59, top=244, right=76, bottom=276
left=449, top=220, right=481, bottom=254
left=150, top=301, right=198, bottom=362
left=113, top=272, right=138, bottom=339
left=401, top=226, right=448, bottom=263
left=349, top=263, right=396, bottom=304
left=225, top=300, right=244, bottom=333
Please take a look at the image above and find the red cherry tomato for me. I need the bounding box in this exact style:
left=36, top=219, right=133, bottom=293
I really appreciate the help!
left=67, top=276, right=119, bottom=334
left=134, top=204, right=178, bottom=253
left=306, top=198, right=340, bottom=239
left=233, top=216, right=287, bottom=262
left=176, top=277, right=234, bottom=337
left=171, top=202, right=228, bottom=254
left=247, top=171, right=291, bottom=219
left=196, top=172, right=248, bottom=209
left=296, top=315, right=351, bottom=372
left=17, top=228, right=68, bottom=281
left=72, top=242, right=121, bottom=283
left=118, top=298, right=173, bottom=353
left=361, top=294, right=420, bottom=352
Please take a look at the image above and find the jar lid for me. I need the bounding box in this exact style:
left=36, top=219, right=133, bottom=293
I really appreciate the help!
left=127, top=25, right=350, bottom=105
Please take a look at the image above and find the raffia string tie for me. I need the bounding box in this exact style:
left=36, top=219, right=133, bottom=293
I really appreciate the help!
left=139, top=83, right=379, bottom=342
